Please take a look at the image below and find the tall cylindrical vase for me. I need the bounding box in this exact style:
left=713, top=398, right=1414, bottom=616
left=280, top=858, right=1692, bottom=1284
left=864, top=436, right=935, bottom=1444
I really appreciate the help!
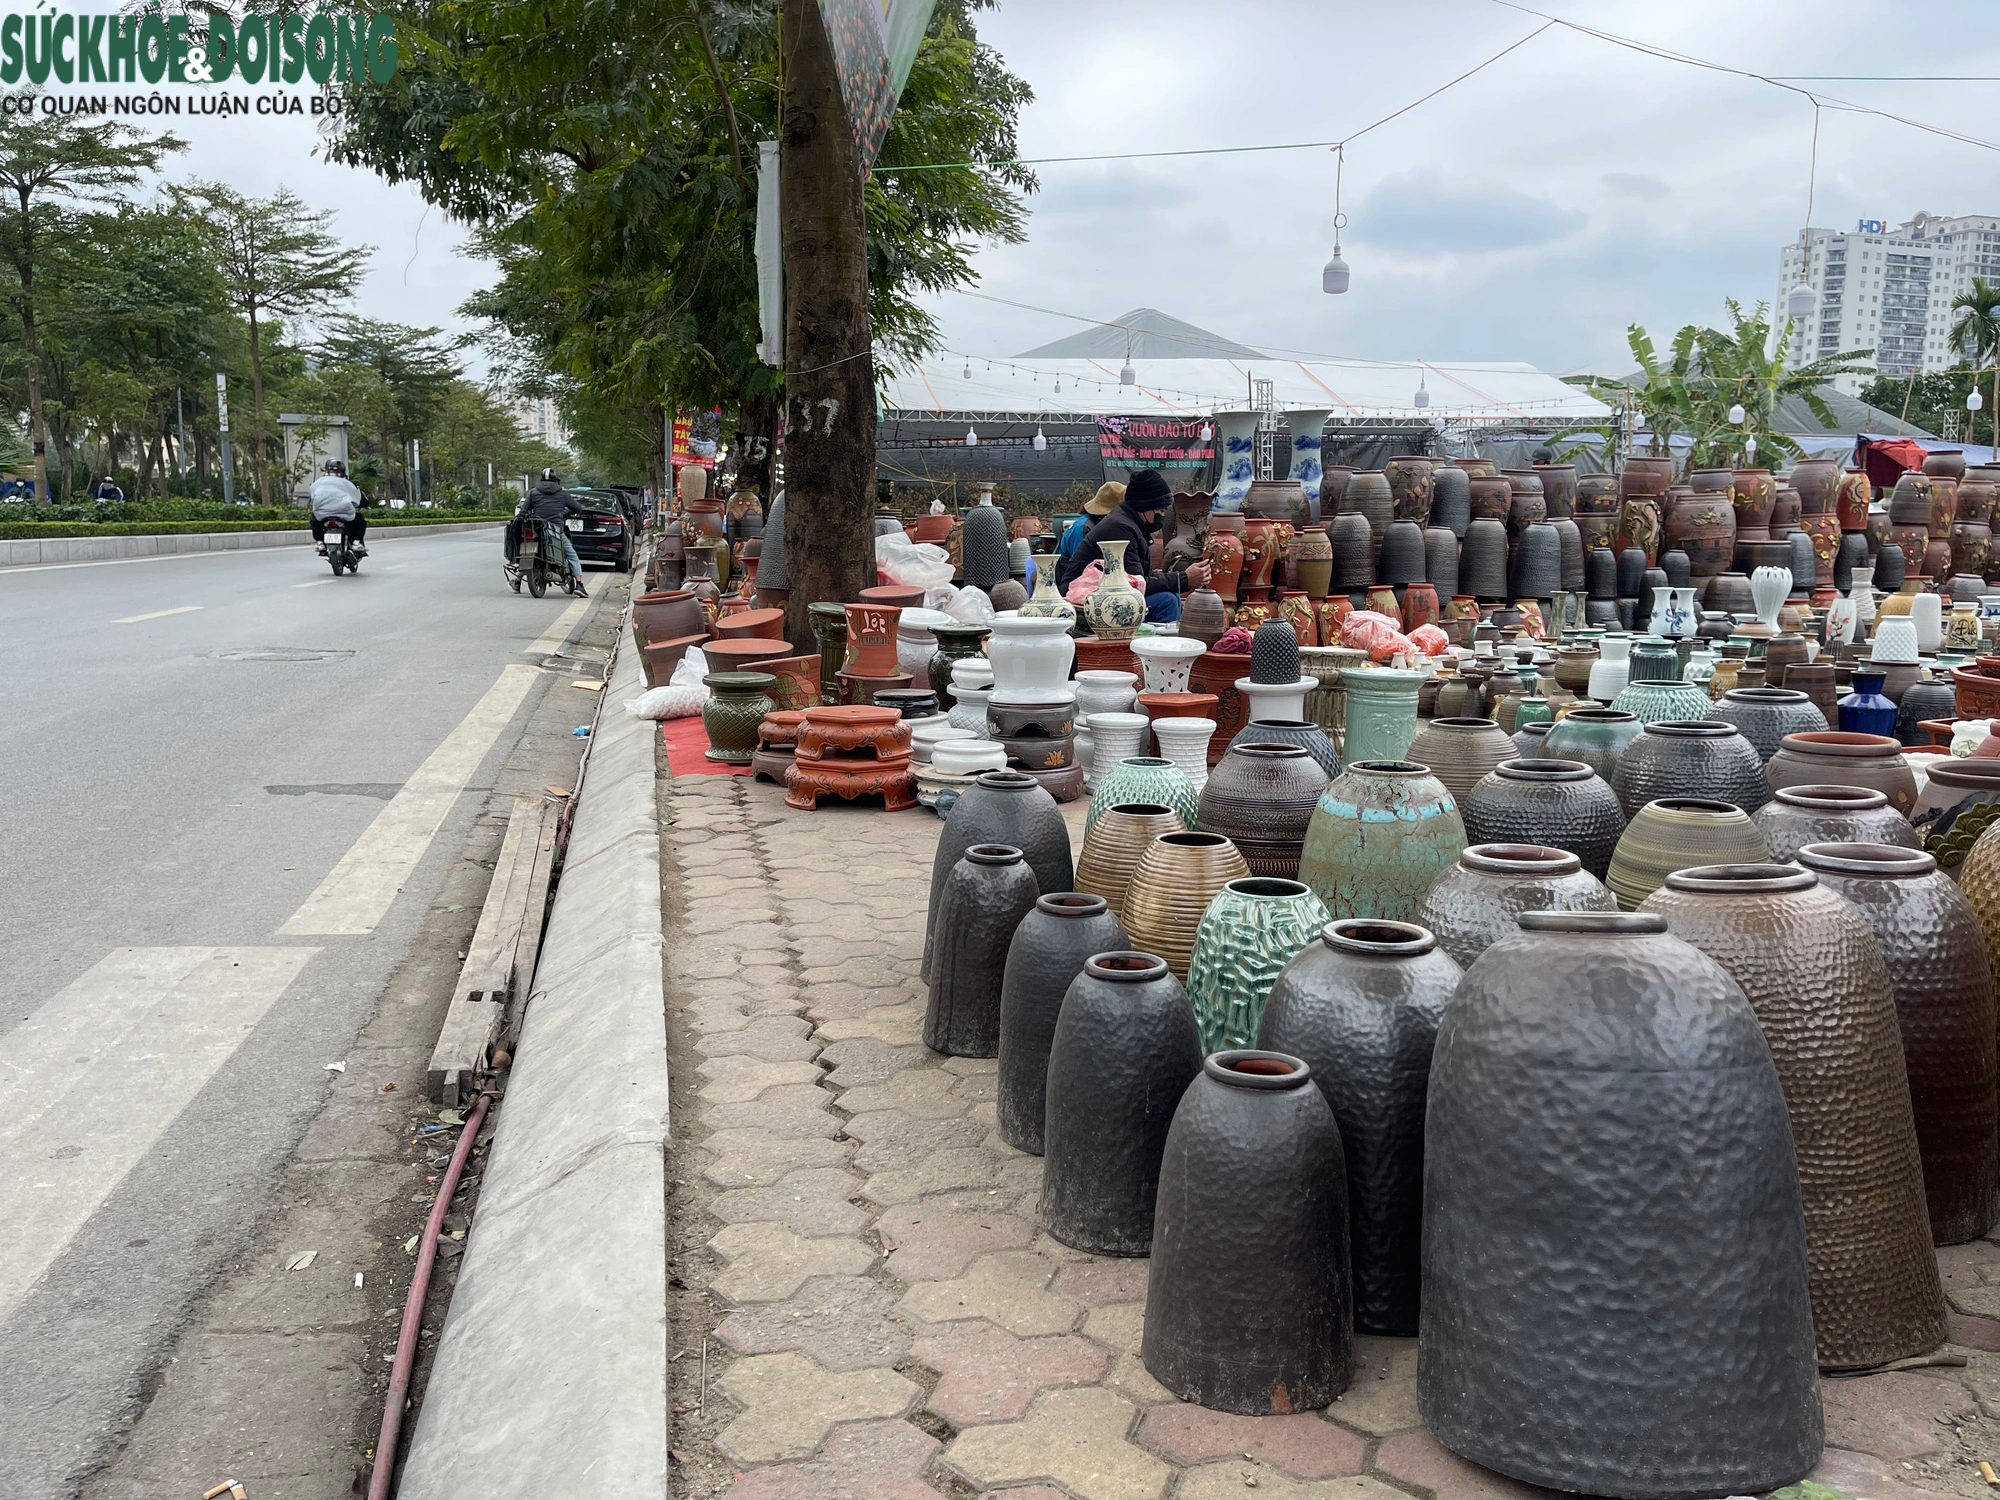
left=1340, top=668, right=1426, bottom=763
left=1285, top=408, right=1333, bottom=519
left=1213, top=411, right=1260, bottom=511
left=996, top=894, right=1130, bottom=1155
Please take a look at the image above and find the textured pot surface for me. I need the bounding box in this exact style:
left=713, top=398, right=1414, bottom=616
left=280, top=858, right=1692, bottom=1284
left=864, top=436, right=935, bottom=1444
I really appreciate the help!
left=1606, top=798, right=1770, bottom=910
left=1187, top=878, right=1332, bottom=1053
left=1539, top=706, right=1642, bottom=783
left=1143, top=1052, right=1352, bottom=1413
left=1042, top=953, right=1204, bottom=1256
left=1461, top=759, right=1626, bottom=880
left=1086, top=756, right=1197, bottom=834
left=1259, top=922, right=1459, bottom=1335
left=1766, top=731, right=1918, bottom=817
left=925, top=846, right=1042, bottom=1058
left=1407, top=716, right=1518, bottom=804
left=923, top=771, right=1074, bottom=984
left=1754, top=785, right=1920, bottom=863
left=1641, top=865, right=1947, bottom=1367
left=996, top=894, right=1129, bottom=1155
left=1612, top=720, right=1770, bottom=817
left=1420, top=911, right=1821, bottom=1496
left=1300, top=761, right=1467, bottom=923
left=1416, top=843, right=1618, bottom=968
left=1195, top=745, right=1330, bottom=880
left=1125, top=832, right=1253, bottom=979
left=1712, top=687, right=1830, bottom=762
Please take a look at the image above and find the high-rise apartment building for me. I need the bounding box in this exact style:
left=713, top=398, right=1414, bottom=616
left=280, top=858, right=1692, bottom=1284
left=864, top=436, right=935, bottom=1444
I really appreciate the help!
left=1779, top=213, right=2000, bottom=394
left=507, top=394, right=571, bottom=452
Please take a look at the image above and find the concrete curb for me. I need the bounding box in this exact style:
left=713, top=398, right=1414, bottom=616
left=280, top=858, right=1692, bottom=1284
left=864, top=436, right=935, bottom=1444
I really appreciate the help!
left=398, top=611, right=672, bottom=1499
left=0, top=519, right=503, bottom=567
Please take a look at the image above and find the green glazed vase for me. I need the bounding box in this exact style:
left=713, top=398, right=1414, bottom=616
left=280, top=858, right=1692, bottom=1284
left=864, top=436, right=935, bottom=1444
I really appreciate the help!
left=1611, top=678, right=1716, bottom=725
left=808, top=602, right=848, bottom=704
left=1185, top=877, right=1332, bottom=1054
left=1539, top=707, right=1642, bottom=783
left=1341, top=667, right=1427, bottom=763
left=702, top=671, right=776, bottom=764
left=1086, top=756, right=1198, bottom=834
left=1299, top=759, right=1467, bottom=922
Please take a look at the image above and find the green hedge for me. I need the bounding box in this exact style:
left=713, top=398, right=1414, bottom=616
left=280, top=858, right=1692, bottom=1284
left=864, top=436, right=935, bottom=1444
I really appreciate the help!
left=0, top=515, right=506, bottom=539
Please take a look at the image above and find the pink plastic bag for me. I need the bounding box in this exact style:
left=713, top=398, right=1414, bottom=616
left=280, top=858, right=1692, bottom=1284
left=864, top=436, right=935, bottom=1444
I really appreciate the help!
left=1338, top=610, right=1416, bottom=663
left=1063, top=558, right=1144, bottom=607
left=1408, top=623, right=1449, bottom=657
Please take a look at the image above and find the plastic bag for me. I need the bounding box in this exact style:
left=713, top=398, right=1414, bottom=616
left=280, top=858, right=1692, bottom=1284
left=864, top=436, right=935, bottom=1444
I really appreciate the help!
left=1063, top=558, right=1143, bottom=606
left=1339, top=609, right=1416, bottom=664
left=624, top=683, right=707, bottom=720
left=876, top=532, right=955, bottom=590
left=1408, top=623, right=1449, bottom=657
left=672, top=646, right=710, bottom=687
left=939, top=583, right=996, bottom=625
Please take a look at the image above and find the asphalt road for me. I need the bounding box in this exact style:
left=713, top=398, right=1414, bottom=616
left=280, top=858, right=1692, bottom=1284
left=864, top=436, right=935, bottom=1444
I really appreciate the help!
left=0, top=528, right=608, bottom=1497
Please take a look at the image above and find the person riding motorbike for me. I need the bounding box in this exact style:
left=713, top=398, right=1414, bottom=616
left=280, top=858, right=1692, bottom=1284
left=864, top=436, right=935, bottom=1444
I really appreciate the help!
left=524, top=468, right=589, bottom=595
left=309, top=460, right=366, bottom=552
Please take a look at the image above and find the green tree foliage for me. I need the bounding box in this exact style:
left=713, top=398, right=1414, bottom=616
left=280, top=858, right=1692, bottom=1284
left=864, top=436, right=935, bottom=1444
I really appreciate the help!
left=1950, top=276, right=2000, bottom=450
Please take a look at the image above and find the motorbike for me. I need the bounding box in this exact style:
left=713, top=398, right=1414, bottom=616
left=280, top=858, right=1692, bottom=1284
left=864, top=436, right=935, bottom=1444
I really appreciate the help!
left=319, top=517, right=363, bottom=575
left=508, top=516, right=583, bottom=598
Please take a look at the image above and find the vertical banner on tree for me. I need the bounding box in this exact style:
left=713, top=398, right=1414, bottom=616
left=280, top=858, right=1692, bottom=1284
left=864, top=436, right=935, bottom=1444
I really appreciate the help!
left=1095, top=417, right=1214, bottom=471
left=817, top=0, right=936, bottom=172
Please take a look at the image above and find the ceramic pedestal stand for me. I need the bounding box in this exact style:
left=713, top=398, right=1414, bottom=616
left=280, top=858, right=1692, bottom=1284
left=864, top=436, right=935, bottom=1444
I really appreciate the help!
left=784, top=705, right=917, bottom=811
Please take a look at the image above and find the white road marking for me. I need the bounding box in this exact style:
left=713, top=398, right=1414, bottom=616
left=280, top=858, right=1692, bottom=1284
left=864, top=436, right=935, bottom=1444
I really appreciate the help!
left=281, top=663, right=541, bottom=935
left=526, top=597, right=591, bottom=656
left=112, top=605, right=202, bottom=623
left=293, top=579, right=335, bottom=589
left=0, top=946, right=317, bottom=1323
left=0, top=527, right=499, bottom=575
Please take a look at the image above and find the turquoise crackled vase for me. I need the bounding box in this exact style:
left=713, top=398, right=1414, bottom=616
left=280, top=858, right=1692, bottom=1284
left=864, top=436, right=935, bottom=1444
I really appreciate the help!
left=1298, top=760, right=1466, bottom=923
left=1086, top=756, right=1197, bottom=834
left=1185, top=877, right=1332, bottom=1053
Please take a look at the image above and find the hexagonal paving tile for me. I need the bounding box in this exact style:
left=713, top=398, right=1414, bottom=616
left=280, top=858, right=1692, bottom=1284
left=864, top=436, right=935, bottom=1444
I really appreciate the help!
left=898, top=1250, right=1081, bottom=1336
left=1137, top=1405, right=1363, bottom=1478
left=714, top=1276, right=910, bottom=1372
left=716, top=1351, right=919, bottom=1463
left=722, top=1417, right=940, bottom=1500
left=708, top=1221, right=876, bottom=1303
left=942, top=1385, right=1169, bottom=1500
left=912, top=1319, right=1108, bottom=1424
left=877, top=1203, right=1036, bottom=1281
left=1177, top=1464, right=1408, bottom=1500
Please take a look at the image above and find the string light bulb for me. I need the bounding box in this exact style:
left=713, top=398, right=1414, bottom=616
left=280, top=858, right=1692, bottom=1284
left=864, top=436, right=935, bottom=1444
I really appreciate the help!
left=963, top=360, right=972, bottom=379
left=1323, top=145, right=1351, bottom=295
left=1033, top=426, right=1047, bottom=451
left=965, top=426, right=979, bottom=447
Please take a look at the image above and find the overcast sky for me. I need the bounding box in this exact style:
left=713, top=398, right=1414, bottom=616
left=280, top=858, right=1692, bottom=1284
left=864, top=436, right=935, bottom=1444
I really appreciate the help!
left=133, top=0, right=2000, bottom=383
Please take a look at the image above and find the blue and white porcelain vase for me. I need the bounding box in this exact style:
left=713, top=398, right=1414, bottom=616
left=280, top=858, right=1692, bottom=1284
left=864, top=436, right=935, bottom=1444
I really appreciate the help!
left=1286, top=408, right=1333, bottom=521
left=1214, top=411, right=1260, bottom=512
left=1084, top=538, right=1147, bottom=642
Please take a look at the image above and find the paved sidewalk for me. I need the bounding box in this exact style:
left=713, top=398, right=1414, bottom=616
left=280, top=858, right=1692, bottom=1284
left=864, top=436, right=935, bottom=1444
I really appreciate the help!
left=661, top=766, right=2000, bottom=1500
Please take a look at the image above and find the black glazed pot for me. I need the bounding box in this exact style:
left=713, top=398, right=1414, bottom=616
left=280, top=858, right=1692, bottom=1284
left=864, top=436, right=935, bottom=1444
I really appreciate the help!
left=1258, top=922, right=1461, bottom=1335
left=1416, top=844, right=1618, bottom=969
left=1042, top=952, right=1204, bottom=1255
left=924, top=845, right=1041, bottom=1057
left=1143, top=1050, right=1352, bottom=1412
left=1460, top=758, right=1626, bottom=880
left=924, top=770, right=1073, bottom=984
left=996, top=893, right=1129, bottom=1155
left=1612, top=720, right=1770, bottom=818
left=1509, top=522, right=1560, bottom=600
left=1225, top=718, right=1340, bottom=777
left=1711, top=688, right=1828, bottom=762
left=1616, top=546, right=1649, bottom=599
left=1420, top=911, right=1821, bottom=1496
left=1586, top=546, right=1618, bottom=600
left=1378, top=519, right=1427, bottom=586
left=1423, top=526, right=1460, bottom=597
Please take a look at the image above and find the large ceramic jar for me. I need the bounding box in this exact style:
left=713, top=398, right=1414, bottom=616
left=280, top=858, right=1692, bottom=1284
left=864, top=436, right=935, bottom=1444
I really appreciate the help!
left=1533, top=461, right=1579, bottom=518
left=1509, top=522, right=1561, bottom=599
left=1797, top=844, right=1998, bottom=1245
left=1836, top=468, right=1874, bottom=531
left=995, top=893, right=1129, bottom=1155
left=961, top=500, right=1011, bottom=589
left=1291, top=525, right=1335, bottom=598
left=1419, top=910, right=1821, bottom=1497
left=1195, top=744, right=1330, bottom=879
left=1766, top=731, right=1917, bottom=817
left=1299, top=760, right=1467, bottom=922
left=1087, top=755, right=1197, bottom=833
left=1460, top=759, right=1626, bottom=880
left=1912, top=758, right=2000, bottom=858
left=1406, top=716, right=1518, bottom=804
left=1539, top=706, right=1641, bottom=783
left=1461, top=517, right=1510, bottom=598
left=1502, top=469, right=1548, bottom=531
left=987, top=615, right=1076, bottom=703
left=1074, top=801, right=1184, bottom=920
left=1340, top=667, right=1426, bottom=763
left=1665, top=488, right=1737, bottom=580
left=701, top=672, right=777, bottom=764
left=924, top=770, right=1074, bottom=984
left=1186, top=877, right=1333, bottom=1053
left=1341, top=470, right=1394, bottom=543
left=1711, top=687, right=1829, bottom=761
left=1125, top=831, right=1252, bottom=979
left=1259, top=920, right=1461, bottom=1335
left=1605, top=797, right=1770, bottom=909
left=1224, top=718, right=1340, bottom=777
left=1083, top=537, right=1147, bottom=642
left=925, top=845, right=1042, bottom=1057
left=1755, top=785, right=1920, bottom=863
left=1430, top=467, right=1472, bottom=536
left=1143, top=1051, right=1352, bottom=1413
left=1641, top=865, right=1946, bottom=1368
left=1416, top=843, right=1617, bottom=968
left=1612, top=720, right=1770, bottom=817
left=1612, top=675, right=1718, bottom=726
left=1733, top=467, right=1777, bottom=537
left=1385, top=454, right=1434, bottom=522
left=1042, top=952, right=1204, bottom=1255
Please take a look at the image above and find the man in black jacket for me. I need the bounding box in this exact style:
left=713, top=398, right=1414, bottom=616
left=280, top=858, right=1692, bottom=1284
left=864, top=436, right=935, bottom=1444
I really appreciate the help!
left=1054, top=468, right=1210, bottom=622
left=521, top=469, right=589, bottom=594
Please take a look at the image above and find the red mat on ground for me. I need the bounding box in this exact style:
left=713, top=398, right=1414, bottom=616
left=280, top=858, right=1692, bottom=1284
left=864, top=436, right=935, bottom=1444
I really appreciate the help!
left=662, top=714, right=752, bottom=777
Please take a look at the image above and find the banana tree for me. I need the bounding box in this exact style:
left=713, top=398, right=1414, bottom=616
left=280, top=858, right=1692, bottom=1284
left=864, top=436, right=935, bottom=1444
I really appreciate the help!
left=1690, top=299, right=1872, bottom=469
left=1562, top=322, right=1705, bottom=472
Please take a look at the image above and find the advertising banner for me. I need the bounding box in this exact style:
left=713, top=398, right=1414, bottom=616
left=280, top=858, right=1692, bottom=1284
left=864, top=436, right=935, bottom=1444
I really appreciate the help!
left=817, top=0, right=934, bottom=172
left=1094, top=416, right=1213, bottom=471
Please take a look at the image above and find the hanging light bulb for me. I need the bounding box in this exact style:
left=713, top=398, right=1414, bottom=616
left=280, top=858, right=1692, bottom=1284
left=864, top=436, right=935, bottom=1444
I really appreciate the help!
left=1323, top=145, right=1351, bottom=295
left=1970, top=390, right=1985, bottom=413
left=1728, top=402, right=1746, bottom=426
left=1198, top=421, right=1213, bottom=443
left=1120, top=361, right=1135, bottom=386
left=1785, top=279, right=1817, bottom=323
left=963, top=360, right=972, bottom=379
left=1744, top=435, right=1757, bottom=458
left=1033, top=426, right=1047, bottom=452
left=1414, top=371, right=1430, bottom=409
left=965, top=426, right=978, bottom=447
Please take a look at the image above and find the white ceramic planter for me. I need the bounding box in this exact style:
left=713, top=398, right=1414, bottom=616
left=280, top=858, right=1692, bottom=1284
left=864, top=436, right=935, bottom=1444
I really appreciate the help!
left=896, top=607, right=957, bottom=680
left=1235, top=676, right=1314, bottom=724
left=987, top=614, right=1077, bottom=703
left=1075, top=669, right=1139, bottom=719
left=1130, top=635, right=1206, bottom=693
left=933, top=739, right=1008, bottom=777
left=948, top=683, right=993, bottom=734
left=1151, top=716, right=1216, bottom=794
left=1910, top=591, right=1943, bottom=652
left=911, top=718, right=976, bottom=765
left=1588, top=634, right=1632, bottom=701
left=1084, top=712, right=1150, bottom=791
left=1870, top=616, right=1920, bottom=664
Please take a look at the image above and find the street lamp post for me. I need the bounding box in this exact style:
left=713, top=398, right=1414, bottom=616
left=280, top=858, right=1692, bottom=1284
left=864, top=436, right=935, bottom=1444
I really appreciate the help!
left=216, top=372, right=235, bottom=506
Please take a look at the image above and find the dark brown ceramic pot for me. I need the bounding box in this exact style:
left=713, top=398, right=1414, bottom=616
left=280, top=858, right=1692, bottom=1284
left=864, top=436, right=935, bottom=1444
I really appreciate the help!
left=1791, top=457, right=1840, bottom=516
left=1665, top=490, right=1736, bottom=579
left=1405, top=716, right=1517, bottom=804
left=1732, top=468, right=1777, bottom=538
left=1459, top=758, right=1627, bottom=880
left=1576, top=472, right=1620, bottom=515
left=1612, top=720, right=1769, bottom=818
left=1415, top=842, right=1616, bottom=968
left=1640, top=863, right=1946, bottom=1368
left=1766, top=731, right=1917, bottom=817
left=1752, top=785, right=1920, bottom=863
left=1467, top=475, right=1513, bottom=524
left=1384, top=455, right=1434, bottom=523
left=1533, top=462, right=1579, bottom=518
left=1503, top=469, right=1547, bottom=531
left=1195, top=743, right=1332, bottom=879
left=1796, top=843, right=1999, bottom=1245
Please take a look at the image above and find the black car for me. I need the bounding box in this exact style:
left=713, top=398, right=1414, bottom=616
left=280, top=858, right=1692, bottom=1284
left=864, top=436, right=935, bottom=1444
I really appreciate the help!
left=562, top=488, right=635, bottom=571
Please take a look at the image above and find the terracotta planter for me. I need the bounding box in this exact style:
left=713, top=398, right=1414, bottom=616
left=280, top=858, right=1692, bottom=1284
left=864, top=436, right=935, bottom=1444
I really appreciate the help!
left=841, top=602, right=902, bottom=677
left=1420, top=909, right=1820, bottom=1496
left=1406, top=716, right=1517, bottom=803
left=1612, top=720, right=1769, bottom=818
left=1766, top=731, right=1916, bottom=816
left=1665, top=491, right=1736, bottom=579
left=1076, top=802, right=1186, bottom=920
left=1206, top=516, right=1246, bottom=601
left=1124, top=831, right=1252, bottom=979
left=1259, top=919, right=1461, bottom=1335
left=1195, top=744, right=1331, bottom=879
left=1460, top=758, right=1627, bottom=881
left=923, top=770, right=1073, bottom=984
left=1299, top=759, right=1466, bottom=922
left=925, top=845, right=1042, bottom=1057
left=1835, top=468, right=1874, bottom=531
left=1606, top=797, right=1769, bottom=909
left=1797, top=843, right=1999, bottom=1244
left=1042, top=953, right=1204, bottom=1255
left=1754, top=785, right=1919, bottom=863
left=712, top=605, right=786, bottom=641
left=1143, top=1051, right=1351, bottom=1413
left=1189, top=650, right=1252, bottom=764
left=632, top=589, right=708, bottom=648
left=1467, top=475, right=1513, bottom=524
left=640, top=631, right=708, bottom=690
left=1641, top=864, right=1946, bottom=1367
left=1417, top=842, right=1617, bottom=968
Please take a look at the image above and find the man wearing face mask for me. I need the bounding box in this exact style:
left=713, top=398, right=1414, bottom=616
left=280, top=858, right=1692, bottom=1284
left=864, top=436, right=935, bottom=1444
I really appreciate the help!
left=1054, top=468, right=1210, bottom=623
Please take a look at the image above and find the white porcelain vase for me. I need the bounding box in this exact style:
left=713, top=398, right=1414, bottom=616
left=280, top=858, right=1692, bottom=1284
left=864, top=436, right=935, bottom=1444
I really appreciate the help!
left=1152, top=716, right=1216, bottom=794
left=1130, top=635, right=1206, bottom=693
left=1587, top=634, right=1632, bottom=701
left=1285, top=408, right=1334, bottom=520
left=1084, top=712, right=1150, bottom=791
left=1647, top=585, right=1697, bottom=640
left=1235, top=675, right=1315, bottom=724
left=987, top=615, right=1076, bottom=703
left=1749, top=566, right=1792, bottom=628
left=1083, top=538, right=1147, bottom=642
left=1075, top=669, right=1138, bottom=719
left=1870, top=616, right=1920, bottom=665
left=1910, top=591, right=1943, bottom=652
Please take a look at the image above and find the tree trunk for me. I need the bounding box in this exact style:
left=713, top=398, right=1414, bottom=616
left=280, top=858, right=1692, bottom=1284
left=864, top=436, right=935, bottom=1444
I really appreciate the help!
left=247, top=305, right=270, bottom=505
left=14, top=198, right=47, bottom=507
left=779, top=0, right=877, bottom=655
left=136, top=428, right=156, bottom=499
left=735, top=390, right=779, bottom=505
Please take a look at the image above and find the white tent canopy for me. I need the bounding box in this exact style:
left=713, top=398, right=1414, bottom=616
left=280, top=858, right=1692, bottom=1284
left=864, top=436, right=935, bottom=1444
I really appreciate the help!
left=882, top=355, right=1613, bottom=426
